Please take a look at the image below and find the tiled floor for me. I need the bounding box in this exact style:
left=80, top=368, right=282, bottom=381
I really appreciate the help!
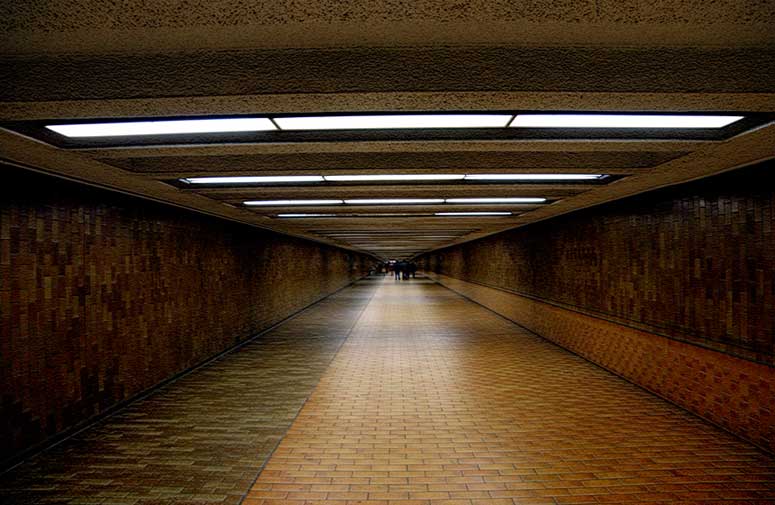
left=0, top=280, right=379, bottom=505
left=3, top=277, right=775, bottom=505
left=246, top=277, right=775, bottom=505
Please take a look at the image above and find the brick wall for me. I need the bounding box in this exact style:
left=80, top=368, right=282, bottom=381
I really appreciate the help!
left=420, top=161, right=775, bottom=452
left=0, top=166, right=372, bottom=464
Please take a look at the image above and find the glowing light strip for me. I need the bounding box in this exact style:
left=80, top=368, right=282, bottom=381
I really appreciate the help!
left=246, top=197, right=548, bottom=206
left=445, top=197, right=546, bottom=204
left=47, top=118, right=277, bottom=137
left=274, top=114, right=513, bottom=130
left=511, top=114, right=743, bottom=129
left=243, top=199, right=343, bottom=206
left=343, top=199, right=445, bottom=205
left=48, top=113, right=744, bottom=139
left=324, top=174, right=464, bottom=182
left=464, top=174, right=603, bottom=181
left=184, top=176, right=323, bottom=184
left=435, top=212, right=513, bottom=216
left=276, top=213, right=336, bottom=217
left=182, top=173, right=606, bottom=185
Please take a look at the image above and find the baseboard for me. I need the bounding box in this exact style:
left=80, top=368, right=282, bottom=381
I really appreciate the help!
left=1, top=275, right=368, bottom=473
left=428, top=272, right=775, bottom=455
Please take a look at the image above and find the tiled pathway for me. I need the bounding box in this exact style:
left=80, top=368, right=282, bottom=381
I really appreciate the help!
left=0, top=279, right=379, bottom=505
left=246, top=277, right=775, bottom=504
left=3, top=276, right=775, bottom=505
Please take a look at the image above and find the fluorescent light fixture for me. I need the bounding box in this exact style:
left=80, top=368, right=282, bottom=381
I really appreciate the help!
left=46, top=118, right=277, bottom=138
left=243, top=199, right=343, bottom=206
left=435, top=212, right=513, bottom=216
left=335, top=213, right=434, bottom=217
left=183, top=175, right=324, bottom=184
left=274, top=114, right=513, bottom=130
left=445, top=197, right=547, bottom=204
left=329, top=235, right=459, bottom=238
left=324, top=174, right=464, bottom=182
left=343, top=199, right=445, bottom=205
left=464, top=174, right=604, bottom=181
left=510, top=114, right=743, bottom=129
left=181, top=173, right=604, bottom=185
left=276, top=214, right=336, bottom=217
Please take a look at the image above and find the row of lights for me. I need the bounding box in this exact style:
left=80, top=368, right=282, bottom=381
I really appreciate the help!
left=277, top=212, right=514, bottom=218
left=46, top=113, right=744, bottom=137
left=226, top=179, right=552, bottom=216
left=192, top=173, right=584, bottom=217
left=244, top=197, right=546, bottom=206
left=182, top=173, right=606, bottom=184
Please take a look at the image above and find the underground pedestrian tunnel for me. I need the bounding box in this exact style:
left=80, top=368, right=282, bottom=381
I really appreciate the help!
left=2, top=2, right=775, bottom=504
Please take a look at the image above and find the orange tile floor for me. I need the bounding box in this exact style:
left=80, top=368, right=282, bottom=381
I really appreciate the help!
left=246, top=277, right=775, bottom=505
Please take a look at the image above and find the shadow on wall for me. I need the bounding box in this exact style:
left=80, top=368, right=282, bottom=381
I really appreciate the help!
left=0, top=165, right=372, bottom=468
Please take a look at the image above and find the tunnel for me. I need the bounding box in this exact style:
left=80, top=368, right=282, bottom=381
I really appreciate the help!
left=1, top=2, right=775, bottom=504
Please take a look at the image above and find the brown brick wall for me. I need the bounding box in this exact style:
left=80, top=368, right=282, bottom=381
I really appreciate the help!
left=0, top=166, right=372, bottom=463
left=427, top=273, right=775, bottom=453
left=420, top=161, right=775, bottom=451
left=422, top=161, right=775, bottom=365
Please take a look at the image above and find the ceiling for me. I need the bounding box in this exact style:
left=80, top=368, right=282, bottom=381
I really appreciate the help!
left=2, top=1, right=774, bottom=259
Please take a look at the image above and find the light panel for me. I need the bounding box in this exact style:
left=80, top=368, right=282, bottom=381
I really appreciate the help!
left=324, top=174, right=464, bottom=182
left=343, top=199, right=445, bottom=205
left=43, top=113, right=749, bottom=141
left=276, top=213, right=336, bottom=217
left=183, top=175, right=324, bottom=184
left=319, top=213, right=434, bottom=217
left=46, top=118, right=277, bottom=137
left=344, top=213, right=431, bottom=217
left=464, top=174, right=604, bottom=181
left=435, top=212, right=513, bottom=216
left=445, top=197, right=547, bottom=204
left=510, top=114, right=743, bottom=129
left=326, top=235, right=461, bottom=238
left=243, top=199, right=343, bottom=206
left=183, top=173, right=608, bottom=187
left=274, top=114, right=513, bottom=130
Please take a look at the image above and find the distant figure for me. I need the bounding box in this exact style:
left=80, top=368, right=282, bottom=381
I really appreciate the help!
left=409, top=262, right=417, bottom=278
left=394, top=261, right=402, bottom=280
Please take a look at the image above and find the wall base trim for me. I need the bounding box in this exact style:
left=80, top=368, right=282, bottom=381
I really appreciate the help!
left=429, top=272, right=775, bottom=455
left=1, top=276, right=367, bottom=474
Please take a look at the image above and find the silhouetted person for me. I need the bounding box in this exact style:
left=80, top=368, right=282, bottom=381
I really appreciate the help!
left=409, top=262, right=417, bottom=278
left=394, top=261, right=402, bottom=280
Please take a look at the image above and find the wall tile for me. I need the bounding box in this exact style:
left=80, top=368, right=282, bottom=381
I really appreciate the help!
left=0, top=166, right=371, bottom=463
left=420, top=161, right=775, bottom=452
left=423, top=161, right=775, bottom=365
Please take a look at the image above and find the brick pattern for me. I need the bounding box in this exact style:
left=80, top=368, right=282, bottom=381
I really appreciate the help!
left=0, top=279, right=380, bottom=504
left=430, top=273, right=775, bottom=454
left=247, top=278, right=775, bottom=505
left=0, top=166, right=371, bottom=464
left=421, top=161, right=775, bottom=364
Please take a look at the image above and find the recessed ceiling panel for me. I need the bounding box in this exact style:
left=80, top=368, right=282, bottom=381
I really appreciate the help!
left=4, top=111, right=765, bottom=148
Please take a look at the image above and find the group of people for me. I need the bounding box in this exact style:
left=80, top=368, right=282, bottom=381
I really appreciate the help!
left=375, top=261, right=418, bottom=280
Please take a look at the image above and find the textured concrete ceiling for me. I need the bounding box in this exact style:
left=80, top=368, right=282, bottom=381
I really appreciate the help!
left=2, top=1, right=774, bottom=258
left=3, top=0, right=774, bottom=53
